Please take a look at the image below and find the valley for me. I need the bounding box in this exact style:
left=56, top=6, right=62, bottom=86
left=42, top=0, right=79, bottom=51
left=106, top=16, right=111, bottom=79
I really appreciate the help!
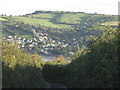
left=1, top=10, right=119, bottom=88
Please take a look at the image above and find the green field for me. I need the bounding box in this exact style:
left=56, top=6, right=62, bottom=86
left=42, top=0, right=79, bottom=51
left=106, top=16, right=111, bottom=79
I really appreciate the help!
left=0, top=17, right=7, bottom=21
left=101, top=21, right=118, bottom=26
left=15, top=16, right=73, bottom=29
left=12, top=13, right=90, bottom=29
left=28, top=13, right=56, bottom=19
left=59, top=13, right=89, bottom=24
left=14, top=13, right=90, bottom=29
left=7, top=11, right=118, bottom=29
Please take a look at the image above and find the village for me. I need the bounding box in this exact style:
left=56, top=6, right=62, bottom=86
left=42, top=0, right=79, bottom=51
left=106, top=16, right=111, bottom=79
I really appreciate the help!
left=3, top=30, right=77, bottom=56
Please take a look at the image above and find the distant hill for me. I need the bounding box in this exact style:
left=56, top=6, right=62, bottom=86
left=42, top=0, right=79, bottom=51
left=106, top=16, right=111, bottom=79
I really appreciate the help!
left=0, top=10, right=118, bottom=56
left=1, top=11, right=117, bottom=28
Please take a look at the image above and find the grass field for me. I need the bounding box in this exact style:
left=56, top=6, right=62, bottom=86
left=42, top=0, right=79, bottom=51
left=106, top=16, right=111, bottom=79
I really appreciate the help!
left=59, top=13, right=88, bottom=24
left=111, top=15, right=118, bottom=21
left=12, top=12, right=118, bottom=29
left=28, top=13, right=56, bottom=19
left=101, top=21, right=118, bottom=26
left=15, top=16, right=73, bottom=29
left=0, top=17, right=7, bottom=21
left=16, top=13, right=90, bottom=29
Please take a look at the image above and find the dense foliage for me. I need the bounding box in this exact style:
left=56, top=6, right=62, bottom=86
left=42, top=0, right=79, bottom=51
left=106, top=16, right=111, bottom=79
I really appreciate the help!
left=42, top=27, right=119, bottom=88
left=2, top=41, right=45, bottom=88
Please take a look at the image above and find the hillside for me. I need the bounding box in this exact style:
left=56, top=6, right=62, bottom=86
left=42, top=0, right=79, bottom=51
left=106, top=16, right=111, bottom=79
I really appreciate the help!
left=1, top=10, right=119, bottom=88
left=12, top=12, right=118, bottom=29
left=2, top=25, right=119, bottom=88
left=1, top=11, right=118, bottom=56
left=1, top=11, right=118, bottom=29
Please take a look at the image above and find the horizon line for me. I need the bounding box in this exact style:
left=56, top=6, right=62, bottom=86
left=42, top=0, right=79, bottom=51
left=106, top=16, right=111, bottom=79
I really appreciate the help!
left=0, top=10, right=117, bottom=16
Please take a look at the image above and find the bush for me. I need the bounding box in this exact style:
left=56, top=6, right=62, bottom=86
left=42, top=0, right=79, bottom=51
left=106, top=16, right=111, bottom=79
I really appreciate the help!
left=2, top=41, right=46, bottom=88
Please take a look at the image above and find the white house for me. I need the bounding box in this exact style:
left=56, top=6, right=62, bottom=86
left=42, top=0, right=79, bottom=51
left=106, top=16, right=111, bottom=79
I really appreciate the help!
left=69, top=52, right=73, bottom=54
left=51, top=44, right=55, bottom=47
left=29, top=44, right=34, bottom=48
left=21, top=45, right=25, bottom=48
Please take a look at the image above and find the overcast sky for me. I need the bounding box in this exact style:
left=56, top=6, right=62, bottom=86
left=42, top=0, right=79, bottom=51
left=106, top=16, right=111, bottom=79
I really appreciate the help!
left=0, top=0, right=119, bottom=16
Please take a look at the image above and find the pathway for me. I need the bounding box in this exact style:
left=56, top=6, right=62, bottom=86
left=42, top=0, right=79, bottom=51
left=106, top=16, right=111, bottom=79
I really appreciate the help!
left=46, top=82, right=68, bottom=89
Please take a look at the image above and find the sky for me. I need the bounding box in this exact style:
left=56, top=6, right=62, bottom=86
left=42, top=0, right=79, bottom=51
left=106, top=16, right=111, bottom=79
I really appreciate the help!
left=0, top=0, right=119, bottom=16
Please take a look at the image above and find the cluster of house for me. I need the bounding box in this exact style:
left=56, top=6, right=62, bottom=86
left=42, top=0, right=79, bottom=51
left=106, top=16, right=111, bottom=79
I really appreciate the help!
left=3, top=33, right=71, bottom=55
left=3, top=35, right=37, bottom=50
